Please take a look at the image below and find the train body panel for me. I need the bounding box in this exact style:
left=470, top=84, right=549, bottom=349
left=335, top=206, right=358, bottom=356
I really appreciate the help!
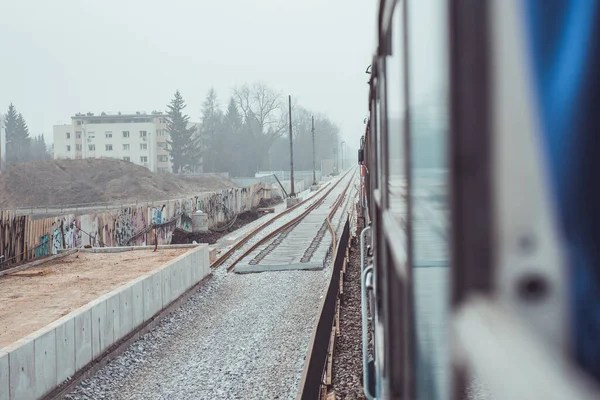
left=358, top=1, right=600, bottom=399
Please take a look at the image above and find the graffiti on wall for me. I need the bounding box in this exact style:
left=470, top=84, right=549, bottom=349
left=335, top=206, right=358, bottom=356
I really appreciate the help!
left=0, top=183, right=267, bottom=266
left=52, top=225, right=62, bottom=255
left=34, top=234, right=50, bottom=258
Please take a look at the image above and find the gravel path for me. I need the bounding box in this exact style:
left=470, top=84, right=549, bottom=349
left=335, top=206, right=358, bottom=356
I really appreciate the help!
left=330, top=219, right=366, bottom=400
left=65, top=264, right=330, bottom=400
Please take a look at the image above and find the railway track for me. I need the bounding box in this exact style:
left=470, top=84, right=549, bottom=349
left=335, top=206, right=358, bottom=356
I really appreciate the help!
left=206, top=168, right=355, bottom=272
left=58, top=169, right=360, bottom=400
left=230, top=169, right=357, bottom=272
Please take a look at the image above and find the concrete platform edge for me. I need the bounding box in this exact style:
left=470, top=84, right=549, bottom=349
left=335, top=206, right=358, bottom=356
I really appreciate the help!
left=0, top=244, right=210, bottom=400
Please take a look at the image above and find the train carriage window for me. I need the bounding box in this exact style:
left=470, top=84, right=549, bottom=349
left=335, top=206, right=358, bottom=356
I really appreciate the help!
left=406, top=1, right=450, bottom=399
left=386, top=0, right=407, bottom=225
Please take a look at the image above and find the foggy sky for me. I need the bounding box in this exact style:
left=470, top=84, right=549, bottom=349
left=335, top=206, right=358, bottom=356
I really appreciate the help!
left=0, top=0, right=377, bottom=148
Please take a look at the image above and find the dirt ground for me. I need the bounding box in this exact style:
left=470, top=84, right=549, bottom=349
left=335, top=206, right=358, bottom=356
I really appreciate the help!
left=171, top=197, right=283, bottom=245
left=0, top=248, right=190, bottom=348
left=171, top=211, right=265, bottom=245
left=0, top=159, right=237, bottom=208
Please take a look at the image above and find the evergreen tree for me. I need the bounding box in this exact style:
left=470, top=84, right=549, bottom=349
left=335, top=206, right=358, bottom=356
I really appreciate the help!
left=199, top=88, right=223, bottom=173
left=222, top=98, right=244, bottom=175
left=4, top=103, right=18, bottom=164
left=165, top=90, right=202, bottom=174
left=15, top=113, right=31, bottom=162
left=31, top=134, right=50, bottom=160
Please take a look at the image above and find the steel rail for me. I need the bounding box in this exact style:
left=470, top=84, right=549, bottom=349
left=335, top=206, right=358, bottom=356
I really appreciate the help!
left=209, top=180, right=335, bottom=269
left=225, top=169, right=356, bottom=272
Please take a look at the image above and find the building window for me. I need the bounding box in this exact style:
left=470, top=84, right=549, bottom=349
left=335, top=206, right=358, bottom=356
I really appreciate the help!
left=106, top=144, right=113, bottom=151
left=157, top=142, right=166, bottom=148
left=140, top=143, right=147, bottom=150
left=123, top=156, right=130, bottom=161
left=105, top=131, right=113, bottom=138
left=123, top=131, right=130, bottom=138
left=140, top=131, right=147, bottom=138
left=140, top=156, right=148, bottom=163
left=158, top=155, right=169, bottom=162
left=88, top=132, right=95, bottom=137
left=66, top=132, right=71, bottom=139
left=123, top=144, right=130, bottom=151
left=76, top=144, right=82, bottom=151
left=89, top=144, right=95, bottom=151
left=76, top=131, right=82, bottom=138
left=76, top=120, right=82, bottom=125
left=66, top=145, right=71, bottom=151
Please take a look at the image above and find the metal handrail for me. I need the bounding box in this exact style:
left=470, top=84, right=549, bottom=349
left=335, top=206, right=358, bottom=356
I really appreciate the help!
left=361, top=264, right=375, bottom=400
left=360, top=225, right=375, bottom=400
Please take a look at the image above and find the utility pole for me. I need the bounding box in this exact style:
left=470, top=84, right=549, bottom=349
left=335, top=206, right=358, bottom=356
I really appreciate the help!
left=311, top=116, right=317, bottom=185
left=288, top=95, right=295, bottom=197
left=340, top=141, right=345, bottom=171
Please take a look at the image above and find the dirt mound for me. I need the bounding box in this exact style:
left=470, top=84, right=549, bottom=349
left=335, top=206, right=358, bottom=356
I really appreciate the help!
left=0, top=159, right=238, bottom=208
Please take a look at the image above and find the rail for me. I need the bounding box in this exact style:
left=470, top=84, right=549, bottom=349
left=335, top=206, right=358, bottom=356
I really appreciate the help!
left=224, top=169, right=356, bottom=272
left=296, top=218, right=351, bottom=399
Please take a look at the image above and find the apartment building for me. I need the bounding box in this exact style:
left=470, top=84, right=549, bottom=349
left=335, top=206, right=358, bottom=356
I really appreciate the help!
left=53, top=112, right=200, bottom=173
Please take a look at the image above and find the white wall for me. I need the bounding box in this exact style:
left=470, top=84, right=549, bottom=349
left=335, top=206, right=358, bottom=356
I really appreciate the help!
left=53, top=124, right=75, bottom=159
left=81, top=121, right=157, bottom=171
left=54, top=119, right=163, bottom=172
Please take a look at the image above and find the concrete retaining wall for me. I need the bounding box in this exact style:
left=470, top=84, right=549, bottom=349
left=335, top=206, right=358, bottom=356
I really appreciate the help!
left=0, top=245, right=209, bottom=400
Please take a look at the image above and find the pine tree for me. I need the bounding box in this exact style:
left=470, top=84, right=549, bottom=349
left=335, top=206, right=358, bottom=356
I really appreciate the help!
left=30, top=134, right=49, bottom=161
left=200, top=88, right=223, bottom=173
left=4, top=103, right=18, bottom=164
left=15, top=113, right=31, bottom=162
left=222, top=98, right=243, bottom=175
left=165, top=90, right=202, bottom=174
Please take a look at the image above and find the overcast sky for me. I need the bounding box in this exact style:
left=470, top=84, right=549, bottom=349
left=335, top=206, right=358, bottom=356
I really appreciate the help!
left=0, top=0, right=377, bottom=147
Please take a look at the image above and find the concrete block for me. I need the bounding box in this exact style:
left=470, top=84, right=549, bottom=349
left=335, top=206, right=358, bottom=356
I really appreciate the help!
left=189, top=251, right=197, bottom=284
left=34, top=329, right=56, bottom=398
left=153, top=272, right=164, bottom=312
left=91, top=300, right=113, bottom=359
left=142, top=274, right=162, bottom=321
left=0, top=351, right=9, bottom=400
left=162, top=264, right=173, bottom=307
left=55, top=317, right=76, bottom=385
left=286, top=197, right=301, bottom=208
left=170, top=260, right=182, bottom=299
left=74, top=309, right=92, bottom=371
left=91, top=301, right=105, bottom=359
left=118, top=286, right=134, bottom=341
left=209, top=247, right=217, bottom=263
left=310, top=184, right=321, bottom=192
left=8, top=339, right=34, bottom=400
left=131, top=279, right=144, bottom=329
left=106, top=294, right=120, bottom=349
left=184, top=255, right=193, bottom=291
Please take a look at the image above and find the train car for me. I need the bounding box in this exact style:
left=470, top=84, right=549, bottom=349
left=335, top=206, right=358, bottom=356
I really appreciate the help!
left=359, top=1, right=600, bottom=399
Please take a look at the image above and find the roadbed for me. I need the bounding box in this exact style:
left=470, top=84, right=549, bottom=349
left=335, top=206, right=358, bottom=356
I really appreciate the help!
left=0, top=248, right=190, bottom=348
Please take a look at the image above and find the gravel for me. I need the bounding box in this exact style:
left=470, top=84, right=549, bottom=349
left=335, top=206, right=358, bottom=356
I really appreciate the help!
left=63, top=174, right=361, bottom=400
left=65, top=264, right=331, bottom=400
left=330, top=219, right=366, bottom=400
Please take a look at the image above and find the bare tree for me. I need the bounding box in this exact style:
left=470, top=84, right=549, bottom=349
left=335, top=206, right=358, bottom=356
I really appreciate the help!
left=233, top=82, right=288, bottom=142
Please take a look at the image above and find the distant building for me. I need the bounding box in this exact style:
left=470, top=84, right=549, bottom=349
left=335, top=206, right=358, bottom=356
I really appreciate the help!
left=53, top=112, right=202, bottom=173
